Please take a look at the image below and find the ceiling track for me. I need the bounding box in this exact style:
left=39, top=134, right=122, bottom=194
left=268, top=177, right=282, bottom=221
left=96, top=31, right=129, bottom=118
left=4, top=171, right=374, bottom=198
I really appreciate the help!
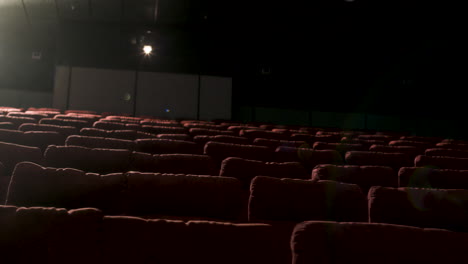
left=153, top=0, right=159, bottom=24
left=20, top=0, right=32, bottom=27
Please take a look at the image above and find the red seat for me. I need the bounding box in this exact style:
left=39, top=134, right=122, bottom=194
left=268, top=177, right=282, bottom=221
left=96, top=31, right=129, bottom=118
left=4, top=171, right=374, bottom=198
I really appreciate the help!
left=248, top=176, right=367, bottom=223
left=220, top=157, right=309, bottom=187
left=415, top=155, right=468, bottom=170
left=275, top=147, right=344, bottom=171
left=368, top=186, right=468, bottom=232
left=44, top=145, right=132, bottom=174
left=0, top=142, right=43, bottom=175
left=425, top=148, right=468, bottom=158
left=66, top=135, right=135, bottom=150
left=135, top=138, right=202, bottom=155
left=204, top=141, right=274, bottom=163
left=39, top=118, right=90, bottom=130
left=125, top=172, right=244, bottom=221
left=399, top=166, right=468, bottom=189
left=6, top=162, right=125, bottom=214
left=291, top=221, right=468, bottom=264
left=312, top=164, right=397, bottom=194
left=345, top=151, right=412, bottom=171
left=19, top=123, right=79, bottom=137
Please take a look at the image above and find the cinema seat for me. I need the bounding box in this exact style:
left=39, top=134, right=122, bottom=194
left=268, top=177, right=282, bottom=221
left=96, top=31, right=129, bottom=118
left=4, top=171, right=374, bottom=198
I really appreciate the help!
left=312, top=164, right=397, bottom=194
left=204, top=141, right=274, bottom=163
left=291, top=221, right=468, bottom=264
left=135, top=138, right=202, bottom=154
left=253, top=138, right=309, bottom=150
left=345, top=151, right=412, bottom=171
left=414, top=155, right=468, bottom=170
left=240, top=129, right=289, bottom=141
left=0, top=142, right=43, bottom=175
left=248, top=176, right=367, bottom=223
left=157, top=134, right=192, bottom=141
left=369, top=144, right=423, bottom=158
left=368, top=186, right=468, bottom=232
left=425, top=148, right=468, bottom=158
left=19, top=123, right=79, bottom=137
left=66, top=135, right=135, bottom=150
left=44, top=145, right=132, bottom=174
left=125, top=172, right=244, bottom=221
left=22, top=131, right=66, bottom=152
left=151, top=154, right=219, bottom=176
left=80, top=128, right=157, bottom=140
left=40, top=118, right=90, bottom=130
left=399, top=166, right=468, bottom=189
left=193, top=135, right=250, bottom=145
left=6, top=162, right=125, bottom=214
left=275, top=147, right=344, bottom=171
left=220, top=157, right=309, bottom=187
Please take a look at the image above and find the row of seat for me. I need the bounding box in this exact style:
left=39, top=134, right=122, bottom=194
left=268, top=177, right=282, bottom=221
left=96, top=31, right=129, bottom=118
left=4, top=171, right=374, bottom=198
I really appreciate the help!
left=5, top=204, right=465, bottom=264
left=4, top=139, right=468, bottom=188
left=0, top=205, right=291, bottom=264
left=4, top=125, right=468, bottom=170
left=5, top=161, right=468, bottom=233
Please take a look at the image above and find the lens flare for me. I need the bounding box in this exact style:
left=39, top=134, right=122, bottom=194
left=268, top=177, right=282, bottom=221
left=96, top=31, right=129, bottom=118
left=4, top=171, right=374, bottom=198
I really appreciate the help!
left=143, top=45, right=152, bottom=55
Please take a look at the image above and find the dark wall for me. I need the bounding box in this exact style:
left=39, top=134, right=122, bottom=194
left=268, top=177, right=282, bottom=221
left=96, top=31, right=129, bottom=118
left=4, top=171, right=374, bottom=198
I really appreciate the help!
left=1, top=0, right=466, bottom=121
left=0, top=28, right=56, bottom=92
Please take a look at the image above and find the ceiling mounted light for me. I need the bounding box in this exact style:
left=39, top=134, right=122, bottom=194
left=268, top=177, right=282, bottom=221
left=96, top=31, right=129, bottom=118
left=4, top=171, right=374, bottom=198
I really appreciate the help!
left=143, top=45, right=153, bottom=55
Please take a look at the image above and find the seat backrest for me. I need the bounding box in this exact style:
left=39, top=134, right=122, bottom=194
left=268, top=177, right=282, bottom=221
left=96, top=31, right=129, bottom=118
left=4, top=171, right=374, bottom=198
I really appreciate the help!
left=0, top=116, right=36, bottom=129
left=398, top=166, right=468, bottom=189
left=345, top=151, right=412, bottom=171
left=414, top=155, right=468, bottom=169
left=151, top=154, right=219, bottom=176
left=368, top=186, right=468, bottom=232
left=389, top=140, right=435, bottom=149
left=0, top=206, right=104, bottom=264
left=22, top=131, right=66, bottom=152
left=425, top=148, right=468, bottom=158
left=189, top=128, right=236, bottom=137
left=125, top=172, right=244, bottom=221
left=240, top=129, right=289, bottom=141
left=6, top=162, right=125, bottom=214
left=357, top=134, right=398, bottom=142
left=254, top=138, right=310, bottom=150
left=400, top=135, right=444, bottom=143
left=157, top=134, right=192, bottom=141
left=275, top=146, right=344, bottom=171
left=40, top=118, right=90, bottom=129
left=19, top=123, right=79, bottom=137
left=369, top=144, right=423, bottom=157
left=248, top=176, right=367, bottom=223
left=135, top=138, right=202, bottom=154
left=435, top=142, right=468, bottom=150
left=204, top=141, right=274, bottom=162
left=66, top=135, right=135, bottom=151
left=102, top=216, right=288, bottom=264
left=93, top=121, right=140, bottom=131
left=0, top=129, right=24, bottom=145
left=220, top=157, right=309, bottom=187
left=313, top=142, right=366, bottom=156
left=0, top=142, right=43, bottom=175
left=291, top=221, right=468, bottom=264
left=141, top=125, right=188, bottom=135
left=194, top=135, right=250, bottom=145
left=44, top=145, right=132, bottom=174
left=312, top=164, right=397, bottom=194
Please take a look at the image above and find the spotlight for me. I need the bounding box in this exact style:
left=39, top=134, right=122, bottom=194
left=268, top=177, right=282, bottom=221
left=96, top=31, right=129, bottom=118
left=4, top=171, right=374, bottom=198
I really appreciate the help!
left=143, top=45, right=152, bottom=55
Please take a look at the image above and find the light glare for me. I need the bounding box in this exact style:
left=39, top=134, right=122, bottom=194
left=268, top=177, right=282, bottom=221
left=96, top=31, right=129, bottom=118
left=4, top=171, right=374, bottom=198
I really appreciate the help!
left=143, top=45, right=152, bottom=54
